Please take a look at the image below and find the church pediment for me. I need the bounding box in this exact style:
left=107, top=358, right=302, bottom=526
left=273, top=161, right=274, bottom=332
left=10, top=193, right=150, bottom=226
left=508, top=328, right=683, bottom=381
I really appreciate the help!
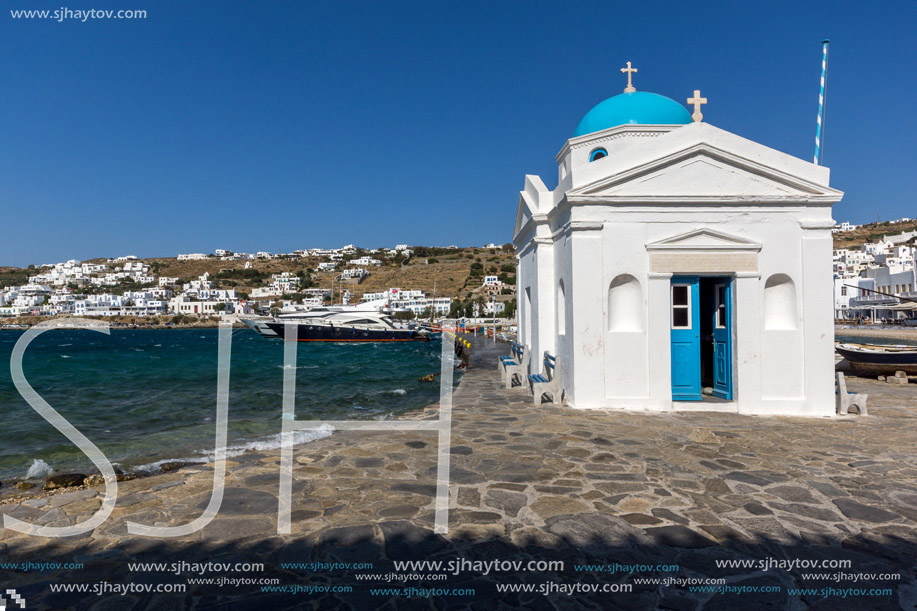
left=514, top=175, right=553, bottom=241
left=514, top=197, right=533, bottom=237
left=646, top=228, right=761, bottom=273
left=646, top=228, right=762, bottom=252
left=568, top=144, right=843, bottom=202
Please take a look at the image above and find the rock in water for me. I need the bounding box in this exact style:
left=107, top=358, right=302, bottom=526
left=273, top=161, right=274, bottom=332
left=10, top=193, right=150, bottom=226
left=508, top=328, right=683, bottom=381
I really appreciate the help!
left=84, top=475, right=105, bottom=486
left=160, top=462, right=192, bottom=473
left=44, top=473, right=87, bottom=490
left=16, top=481, right=36, bottom=491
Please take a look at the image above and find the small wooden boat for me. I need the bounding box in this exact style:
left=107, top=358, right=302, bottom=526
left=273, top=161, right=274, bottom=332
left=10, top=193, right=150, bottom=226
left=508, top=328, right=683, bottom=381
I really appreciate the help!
left=835, top=343, right=917, bottom=376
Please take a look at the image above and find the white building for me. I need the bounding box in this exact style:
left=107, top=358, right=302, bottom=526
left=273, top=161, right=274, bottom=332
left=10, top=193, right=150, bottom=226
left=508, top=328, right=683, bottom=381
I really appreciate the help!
left=353, top=256, right=382, bottom=267
left=886, top=229, right=917, bottom=245
left=270, top=272, right=301, bottom=293
left=481, top=275, right=505, bottom=293
left=514, top=73, right=842, bottom=417
left=360, top=288, right=451, bottom=315
left=250, top=287, right=283, bottom=299
left=832, top=221, right=857, bottom=233
left=177, top=253, right=208, bottom=261
left=341, top=267, right=367, bottom=279
left=482, top=300, right=506, bottom=315
left=844, top=262, right=917, bottom=320
left=168, top=295, right=238, bottom=316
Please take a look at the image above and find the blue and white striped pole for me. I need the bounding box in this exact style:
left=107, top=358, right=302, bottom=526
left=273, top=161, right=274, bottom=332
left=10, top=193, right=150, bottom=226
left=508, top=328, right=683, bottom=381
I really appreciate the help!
left=814, top=39, right=830, bottom=164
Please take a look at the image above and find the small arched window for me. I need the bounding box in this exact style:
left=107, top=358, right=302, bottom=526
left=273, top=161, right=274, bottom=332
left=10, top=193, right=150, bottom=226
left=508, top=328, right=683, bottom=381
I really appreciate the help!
left=589, top=148, right=607, bottom=162
left=608, top=274, right=643, bottom=332
left=764, top=274, right=798, bottom=330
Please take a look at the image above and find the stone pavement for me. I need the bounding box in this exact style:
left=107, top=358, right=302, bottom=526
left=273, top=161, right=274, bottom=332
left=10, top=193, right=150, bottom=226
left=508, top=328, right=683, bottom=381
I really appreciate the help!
left=2, top=336, right=917, bottom=609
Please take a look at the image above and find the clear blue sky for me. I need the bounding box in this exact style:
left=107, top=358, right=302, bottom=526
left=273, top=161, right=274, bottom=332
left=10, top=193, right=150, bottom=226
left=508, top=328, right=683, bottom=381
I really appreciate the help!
left=2, top=0, right=914, bottom=266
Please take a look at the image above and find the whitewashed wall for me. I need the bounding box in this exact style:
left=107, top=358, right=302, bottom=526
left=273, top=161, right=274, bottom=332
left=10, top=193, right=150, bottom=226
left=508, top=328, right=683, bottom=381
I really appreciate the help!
left=515, top=122, right=842, bottom=417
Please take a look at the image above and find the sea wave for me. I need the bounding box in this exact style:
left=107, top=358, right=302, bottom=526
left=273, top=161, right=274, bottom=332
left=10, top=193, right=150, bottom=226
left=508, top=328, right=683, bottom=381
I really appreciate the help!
left=134, top=425, right=334, bottom=474
left=26, top=458, right=53, bottom=479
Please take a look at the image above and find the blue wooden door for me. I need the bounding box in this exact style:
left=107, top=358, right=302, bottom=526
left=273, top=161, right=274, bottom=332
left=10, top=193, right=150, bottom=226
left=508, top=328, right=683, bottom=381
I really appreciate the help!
left=712, top=280, right=733, bottom=399
left=670, top=277, right=701, bottom=401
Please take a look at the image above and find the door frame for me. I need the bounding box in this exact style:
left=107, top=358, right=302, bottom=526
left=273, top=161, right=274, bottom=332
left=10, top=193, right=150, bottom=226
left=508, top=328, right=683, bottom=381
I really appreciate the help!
left=711, top=278, right=734, bottom=400
left=669, top=275, right=735, bottom=402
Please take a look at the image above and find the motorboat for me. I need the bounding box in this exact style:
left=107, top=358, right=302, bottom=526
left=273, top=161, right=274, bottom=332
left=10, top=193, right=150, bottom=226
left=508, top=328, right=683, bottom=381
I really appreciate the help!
left=265, top=311, right=430, bottom=342
left=835, top=342, right=917, bottom=376
left=242, top=299, right=392, bottom=339
left=246, top=298, right=429, bottom=341
left=240, top=316, right=278, bottom=338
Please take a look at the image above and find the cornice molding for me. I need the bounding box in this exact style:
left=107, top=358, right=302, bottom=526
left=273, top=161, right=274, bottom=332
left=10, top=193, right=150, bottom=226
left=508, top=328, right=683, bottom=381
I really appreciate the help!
left=645, top=228, right=763, bottom=253
left=798, top=219, right=837, bottom=230
left=568, top=142, right=844, bottom=200
left=568, top=195, right=841, bottom=205
left=555, top=125, right=676, bottom=163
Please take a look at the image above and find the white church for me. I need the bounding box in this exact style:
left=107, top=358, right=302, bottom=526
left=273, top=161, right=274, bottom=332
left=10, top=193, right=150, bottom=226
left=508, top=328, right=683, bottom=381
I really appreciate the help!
left=513, top=64, right=843, bottom=417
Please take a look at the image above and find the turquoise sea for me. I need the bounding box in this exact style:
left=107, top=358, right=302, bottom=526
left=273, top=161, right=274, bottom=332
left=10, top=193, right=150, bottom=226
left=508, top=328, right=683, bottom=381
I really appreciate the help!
left=835, top=334, right=917, bottom=346
left=0, top=328, right=450, bottom=481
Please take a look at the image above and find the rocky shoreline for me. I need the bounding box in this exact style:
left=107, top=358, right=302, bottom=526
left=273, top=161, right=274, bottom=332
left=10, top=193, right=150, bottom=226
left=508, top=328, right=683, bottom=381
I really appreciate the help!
left=0, top=334, right=471, bottom=507
left=0, top=364, right=451, bottom=507
left=1, top=320, right=243, bottom=330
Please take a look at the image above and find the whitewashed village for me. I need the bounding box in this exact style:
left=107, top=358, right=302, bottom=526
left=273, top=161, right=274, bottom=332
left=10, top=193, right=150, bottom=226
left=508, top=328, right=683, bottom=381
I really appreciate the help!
left=832, top=222, right=917, bottom=320
left=0, top=243, right=517, bottom=322
left=1, top=224, right=916, bottom=325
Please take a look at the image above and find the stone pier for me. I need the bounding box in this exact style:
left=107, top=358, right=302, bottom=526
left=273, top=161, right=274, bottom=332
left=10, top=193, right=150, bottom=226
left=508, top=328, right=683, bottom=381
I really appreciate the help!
left=1, top=336, right=916, bottom=609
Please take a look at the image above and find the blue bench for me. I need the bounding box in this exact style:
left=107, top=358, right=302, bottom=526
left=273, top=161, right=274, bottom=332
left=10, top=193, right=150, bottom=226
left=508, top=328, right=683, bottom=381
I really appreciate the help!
left=527, top=351, right=563, bottom=405
left=498, top=343, right=523, bottom=375
left=499, top=343, right=530, bottom=389
left=499, top=342, right=523, bottom=366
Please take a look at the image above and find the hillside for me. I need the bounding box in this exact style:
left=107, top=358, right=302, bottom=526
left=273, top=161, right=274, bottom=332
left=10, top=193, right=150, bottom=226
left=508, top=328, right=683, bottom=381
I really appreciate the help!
left=833, top=219, right=917, bottom=249
left=5, top=246, right=517, bottom=301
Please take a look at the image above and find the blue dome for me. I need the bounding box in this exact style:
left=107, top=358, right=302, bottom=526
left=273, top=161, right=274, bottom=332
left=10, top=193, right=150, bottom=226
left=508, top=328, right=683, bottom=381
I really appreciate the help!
left=573, top=91, right=691, bottom=137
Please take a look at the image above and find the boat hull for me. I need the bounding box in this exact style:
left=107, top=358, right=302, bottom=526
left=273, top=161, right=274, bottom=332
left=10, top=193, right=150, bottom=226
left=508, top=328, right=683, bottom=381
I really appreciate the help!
left=835, top=345, right=917, bottom=376
left=265, top=323, right=429, bottom=342
left=241, top=319, right=279, bottom=338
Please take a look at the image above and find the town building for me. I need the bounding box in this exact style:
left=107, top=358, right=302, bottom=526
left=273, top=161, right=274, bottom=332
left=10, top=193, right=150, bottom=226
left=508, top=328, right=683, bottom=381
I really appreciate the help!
left=514, top=68, right=842, bottom=416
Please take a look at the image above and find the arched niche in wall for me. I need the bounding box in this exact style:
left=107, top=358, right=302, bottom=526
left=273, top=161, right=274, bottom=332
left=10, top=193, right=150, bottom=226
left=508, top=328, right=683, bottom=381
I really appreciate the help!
left=557, top=280, right=566, bottom=336
left=608, top=274, right=643, bottom=332
left=764, top=274, right=798, bottom=330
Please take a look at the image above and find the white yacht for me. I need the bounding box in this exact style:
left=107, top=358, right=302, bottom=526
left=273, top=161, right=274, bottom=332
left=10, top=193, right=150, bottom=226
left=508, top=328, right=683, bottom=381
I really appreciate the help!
left=241, top=299, right=393, bottom=338
left=264, top=309, right=430, bottom=342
